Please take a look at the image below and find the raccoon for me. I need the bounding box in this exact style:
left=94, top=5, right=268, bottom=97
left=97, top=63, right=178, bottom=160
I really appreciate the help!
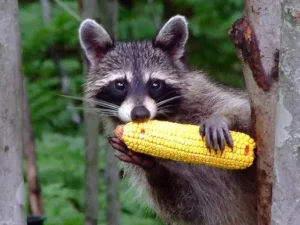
left=79, top=15, right=257, bottom=225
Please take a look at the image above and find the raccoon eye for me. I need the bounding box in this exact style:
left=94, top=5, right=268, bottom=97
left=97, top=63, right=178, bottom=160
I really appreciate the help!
left=114, top=80, right=126, bottom=91
left=150, top=80, right=162, bottom=90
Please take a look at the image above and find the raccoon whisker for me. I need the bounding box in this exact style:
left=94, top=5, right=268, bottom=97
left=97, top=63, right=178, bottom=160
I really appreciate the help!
left=98, top=113, right=118, bottom=117
left=94, top=100, right=119, bottom=109
left=71, top=107, right=118, bottom=115
left=157, top=104, right=177, bottom=111
left=70, top=107, right=117, bottom=117
left=98, top=112, right=119, bottom=117
left=60, top=95, right=119, bottom=110
left=59, top=94, right=96, bottom=103
left=71, top=106, right=97, bottom=112
left=157, top=112, right=172, bottom=120
left=156, top=89, right=178, bottom=102
left=97, top=111, right=118, bottom=115
left=95, top=108, right=119, bottom=114
left=96, top=111, right=118, bottom=117
left=157, top=96, right=181, bottom=107
left=96, top=101, right=119, bottom=110
left=85, top=99, right=119, bottom=110
left=157, top=109, right=172, bottom=116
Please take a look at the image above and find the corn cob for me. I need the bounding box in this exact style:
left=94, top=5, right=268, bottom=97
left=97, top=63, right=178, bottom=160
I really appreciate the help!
left=114, top=120, right=256, bottom=170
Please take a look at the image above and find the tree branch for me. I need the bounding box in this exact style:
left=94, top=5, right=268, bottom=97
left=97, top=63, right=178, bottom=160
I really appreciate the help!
left=23, top=79, right=44, bottom=217
left=54, top=0, right=81, bottom=21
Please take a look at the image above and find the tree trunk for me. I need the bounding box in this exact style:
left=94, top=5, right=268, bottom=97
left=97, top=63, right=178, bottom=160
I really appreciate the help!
left=104, top=122, right=120, bottom=225
left=271, top=1, right=300, bottom=225
left=24, top=79, right=44, bottom=216
left=41, top=0, right=51, bottom=22
left=0, top=0, right=26, bottom=224
left=80, top=1, right=101, bottom=225
left=101, top=1, right=121, bottom=224
left=229, top=1, right=281, bottom=225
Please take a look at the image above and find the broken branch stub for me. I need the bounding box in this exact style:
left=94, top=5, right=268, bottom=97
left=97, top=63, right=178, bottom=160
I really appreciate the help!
left=229, top=17, right=279, bottom=91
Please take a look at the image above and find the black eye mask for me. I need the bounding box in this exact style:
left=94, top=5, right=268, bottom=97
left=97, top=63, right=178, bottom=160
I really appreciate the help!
left=94, top=79, right=128, bottom=108
left=148, top=79, right=165, bottom=99
left=147, top=79, right=181, bottom=106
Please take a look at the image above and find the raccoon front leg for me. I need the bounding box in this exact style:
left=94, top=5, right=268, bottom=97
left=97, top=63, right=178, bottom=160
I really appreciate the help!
left=108, top=137, right=156, bottom=170
left=200, top=114, right=234, bottom=152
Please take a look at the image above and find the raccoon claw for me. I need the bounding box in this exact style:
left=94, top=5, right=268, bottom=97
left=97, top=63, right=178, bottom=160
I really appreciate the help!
left=108, top=137, right=156, bottom=170
left=223, top=128, right=234, bottom=149
left=108, top=137, right=129, bottom=155
left=200, top=115, right=233, bottom=153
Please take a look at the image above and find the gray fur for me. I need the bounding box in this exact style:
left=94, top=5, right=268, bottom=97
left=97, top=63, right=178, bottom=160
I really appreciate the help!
left=154, top=15, right=188, bottom=61
left=79, top=19, right=113, bottom=64
left=79, top=15, right=257, bottom=225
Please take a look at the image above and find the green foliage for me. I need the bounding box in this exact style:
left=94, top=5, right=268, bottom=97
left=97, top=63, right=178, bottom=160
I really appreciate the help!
left=33, top=133, right=162, bottom=225
left=174, top=0, right=245, bottom=87
left=20, top=2, right=82, bottom=136
left=118, top=1, right=163, bottom=40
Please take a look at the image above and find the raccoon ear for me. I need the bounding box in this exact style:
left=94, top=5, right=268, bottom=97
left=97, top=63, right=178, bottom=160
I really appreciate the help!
left=153, top=15, right=188, bottom=60
left=79, top=19, right=113, bottom=64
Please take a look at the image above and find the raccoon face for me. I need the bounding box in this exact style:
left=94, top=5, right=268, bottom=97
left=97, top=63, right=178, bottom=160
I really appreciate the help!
left=79, top=15, right=189, bottom=123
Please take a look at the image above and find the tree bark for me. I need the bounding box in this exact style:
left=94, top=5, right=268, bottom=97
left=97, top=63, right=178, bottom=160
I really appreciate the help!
left=0, top=0, right=26, bottom=224
left=24, top=79, right=44, bottom=216
left=104, top=124, right=120, bottom=225
left=41, top=0, right=51, bottom=22
left=229, top=1, right=281, bottom=225
left=271, top=1, right=300, bottom=225
left=100, top=1, right=121, bottom=225
left=80, top=1, right=101, bottom=225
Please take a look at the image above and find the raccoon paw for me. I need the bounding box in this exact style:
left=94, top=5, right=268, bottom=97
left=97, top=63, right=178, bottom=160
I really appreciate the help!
left=108, top=137, right=156, bottom=170
left=199, top=114, right=233, bottom=153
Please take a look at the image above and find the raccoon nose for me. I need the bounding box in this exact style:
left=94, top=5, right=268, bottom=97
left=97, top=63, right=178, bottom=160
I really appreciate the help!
left=131, top=106, right=150, bottom=122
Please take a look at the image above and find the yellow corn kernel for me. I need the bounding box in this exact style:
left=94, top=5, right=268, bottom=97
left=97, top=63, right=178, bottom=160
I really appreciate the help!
left=114, top=120, right=256, bottom=170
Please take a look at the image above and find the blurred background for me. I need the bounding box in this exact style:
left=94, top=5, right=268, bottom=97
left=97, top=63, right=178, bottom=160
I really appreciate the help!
left=20, top=0, right=245, bottom=224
